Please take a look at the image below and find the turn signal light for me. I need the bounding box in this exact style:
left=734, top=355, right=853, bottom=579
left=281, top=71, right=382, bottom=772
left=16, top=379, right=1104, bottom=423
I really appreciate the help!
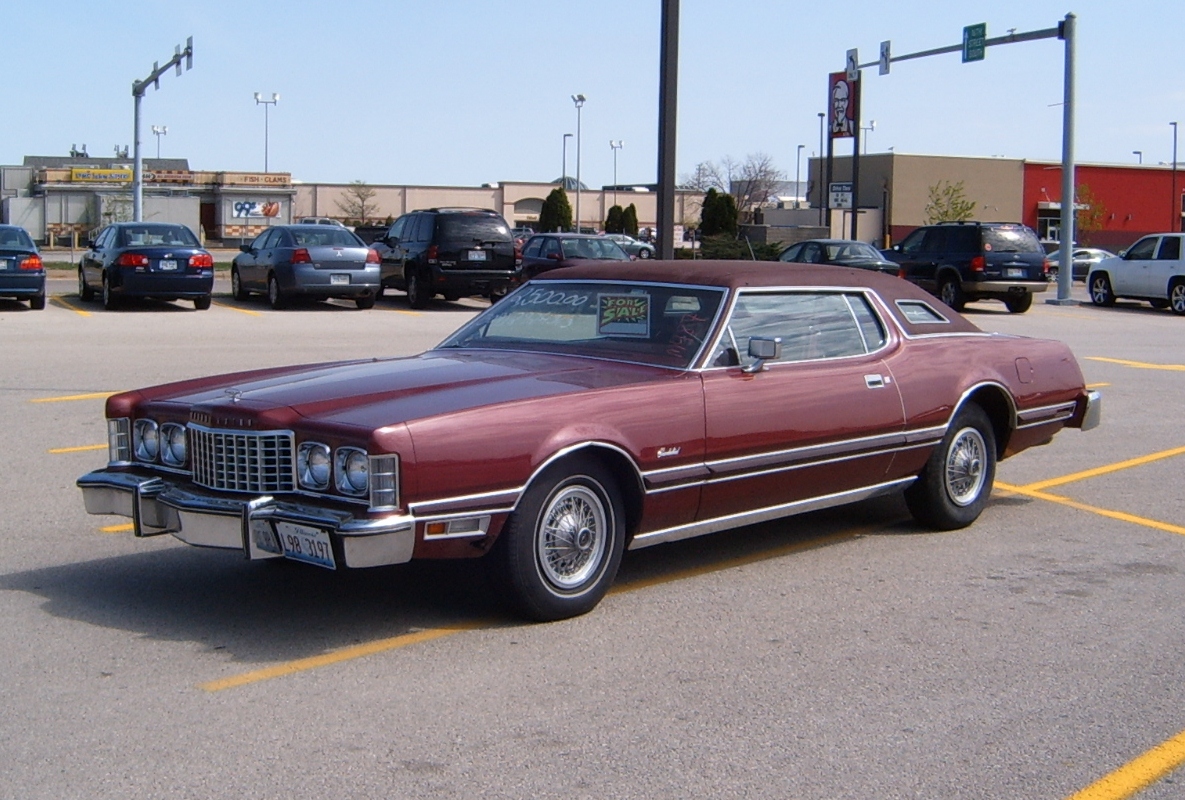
left=188, top=253, right=214, bottom=268
left=117, top=253, right=149, bottom=267
left=19, top=254, right=43, bottom=270
left=291, top=248, right=312, bottom=264
left=970, top=256, right=985, bottom=273
left=365, top=248, right=380, bottom=264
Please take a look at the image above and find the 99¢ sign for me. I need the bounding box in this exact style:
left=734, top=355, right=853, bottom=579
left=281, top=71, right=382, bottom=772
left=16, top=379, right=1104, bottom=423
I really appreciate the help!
left=233, top=201, right=281, bottom=218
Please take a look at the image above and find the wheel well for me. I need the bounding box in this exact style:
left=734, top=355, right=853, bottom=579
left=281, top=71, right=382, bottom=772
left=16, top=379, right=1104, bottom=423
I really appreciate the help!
left=963, top=387, right=1012, bottom=458
left=936, top=267, right=961, bottom=285
left=543, top=445, right=644, bottom=542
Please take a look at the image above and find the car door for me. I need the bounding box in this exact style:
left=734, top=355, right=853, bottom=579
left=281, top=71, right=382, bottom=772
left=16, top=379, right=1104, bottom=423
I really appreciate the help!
left=698, top=290, right=904, bottom=521
left=378, top=215, right=410, bottom=289
left=895, top=227, right=944, bottom=291
left=238, top=230, right=271, bottom=290
left=1113, top=235, right=1158, bottom=296
left=81, top=227, right=111, bottom=289
left=1147, top=235, right=1183, bottom=298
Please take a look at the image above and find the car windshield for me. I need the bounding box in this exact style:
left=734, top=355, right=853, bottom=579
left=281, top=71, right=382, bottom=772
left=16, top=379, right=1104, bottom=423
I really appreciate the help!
left=0, top=228, right=35, bottom=249
left=120, top=225, right=200, bottom=247
left=559, top=238, right=630, bottom=260
left=438, top=280, right=727, bottom=369
left=291, top=228, right=362, bottom=247
left=983, top=227, right=1042, bottom=254
left=826, top=242, right=882, bottom=261
left=438, top=216, right=511, bottom=245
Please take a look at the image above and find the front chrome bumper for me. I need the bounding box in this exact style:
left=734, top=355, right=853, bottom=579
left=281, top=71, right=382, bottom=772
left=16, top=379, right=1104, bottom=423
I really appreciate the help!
left=1079, top=389, right=1102, bottom=432
left=77, top=469, right=415, bottom=568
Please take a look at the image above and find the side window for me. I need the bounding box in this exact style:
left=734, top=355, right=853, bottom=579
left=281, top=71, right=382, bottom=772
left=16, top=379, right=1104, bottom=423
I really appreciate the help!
left=541, top=238, right=562, bottom=259
left=779, top=243, right=802, bottom=262
left=846, top=295, right=887, bottom=351
left=1126, top=237, right=1158, bottom=260
left=712, top=292, right=873, bottom=368
left=96, top=228, right=113, bottom=249
left=898, top=229, right=926, bottom=257
left=1157, top=237, right=1181, bottom=260
left=523, top=238, right=543, bottom=258
left=948, top=227, right=978, bottom=252
left=257, top=229, right=278, bottom=249
left=801, top=243, right=822, bottom=263
left=920, top=228, right=948, bottom=255
left=388, top=216, right=407, bottom=241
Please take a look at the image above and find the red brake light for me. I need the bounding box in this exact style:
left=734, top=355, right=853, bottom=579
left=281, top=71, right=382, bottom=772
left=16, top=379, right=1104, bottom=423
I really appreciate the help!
left=897, top=267, right=906, bottom=279
left=365, top=248, right=380, bottom=264
left=426, top=244, right=438, bottom=262
left=970, top=256, right=985, bottom=273
left=117, top=253, right=149, bottom=267
left=1042, top=259, right=1052, bottom=275
left=188, top=253, right=214, bottom=268
left=19, top=254, right=43, bottom=271
left=291, top=248, right=312, bottom=264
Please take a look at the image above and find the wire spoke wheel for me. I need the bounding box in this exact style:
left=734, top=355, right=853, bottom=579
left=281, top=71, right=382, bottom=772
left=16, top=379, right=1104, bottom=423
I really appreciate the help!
left=537, top=485, right=607, bottom=590
left=944, top=426, right=987, bottom=507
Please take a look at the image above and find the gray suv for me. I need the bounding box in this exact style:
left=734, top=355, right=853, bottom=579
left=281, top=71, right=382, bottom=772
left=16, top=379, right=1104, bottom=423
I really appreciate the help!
left=886, top=222, right=1049, bottom=313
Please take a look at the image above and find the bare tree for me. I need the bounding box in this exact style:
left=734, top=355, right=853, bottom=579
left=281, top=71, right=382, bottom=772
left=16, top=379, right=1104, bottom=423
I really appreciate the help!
left=335, top=180, right=378, bottom=223
left=681, top=154, right=783, bottom=223
left=680, top=161, right=727, bottom=192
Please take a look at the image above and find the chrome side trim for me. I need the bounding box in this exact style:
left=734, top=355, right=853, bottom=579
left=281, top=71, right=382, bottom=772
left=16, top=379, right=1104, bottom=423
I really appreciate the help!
left=703, top=428, right=936, bottom=476
left=1015, top=400, right=1078, bottom=429
left=700, top=441, right=936, bottom=488
left=410, top=487, right=522, bottom=514
left=629, top=477, right=915, bottom=549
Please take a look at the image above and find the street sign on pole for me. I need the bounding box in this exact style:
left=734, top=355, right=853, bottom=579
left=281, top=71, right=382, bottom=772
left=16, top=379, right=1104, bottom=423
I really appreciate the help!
left=846, top=49, right=859, bottom=81
left=962, top=23, right=986, bottom=62
left=879, top=41, right=891, bottom=75
left=829, top=181, right=853, bottom=209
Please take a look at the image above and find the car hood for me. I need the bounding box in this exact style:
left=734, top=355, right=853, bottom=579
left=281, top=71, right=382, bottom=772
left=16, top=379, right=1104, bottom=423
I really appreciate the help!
left=128, top=350, right=669, bottom=431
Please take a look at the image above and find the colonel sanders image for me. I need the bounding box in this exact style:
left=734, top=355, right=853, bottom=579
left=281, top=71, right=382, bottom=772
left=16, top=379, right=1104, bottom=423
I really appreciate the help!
left=830, top=78, right=856, bottom=138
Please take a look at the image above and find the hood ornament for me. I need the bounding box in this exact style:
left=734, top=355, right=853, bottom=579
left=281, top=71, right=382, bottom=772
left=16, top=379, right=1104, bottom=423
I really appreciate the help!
left=224, top=388, right=244, bottom=403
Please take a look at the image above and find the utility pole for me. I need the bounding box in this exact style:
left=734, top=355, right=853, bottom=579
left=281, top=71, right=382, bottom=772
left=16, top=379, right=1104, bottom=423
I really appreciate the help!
left=132, top=38, right=193, bottom=221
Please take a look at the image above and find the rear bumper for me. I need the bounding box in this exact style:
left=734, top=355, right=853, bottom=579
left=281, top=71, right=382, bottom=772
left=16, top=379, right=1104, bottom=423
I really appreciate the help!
left=966, top=280, right=1049, bottom=296
left=112, top=269, right=214, bottom=299
left=431, top=266, right=524, bottom=296
left=0, top=274, right=46, bottom=298
left=78, top=469, right=415, bottom=568
left=284, top=264, right=381, bottom=296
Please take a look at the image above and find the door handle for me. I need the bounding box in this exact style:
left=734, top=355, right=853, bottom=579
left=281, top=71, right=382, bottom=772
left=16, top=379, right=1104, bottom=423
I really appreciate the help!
left=864, top=374, right=889, bottom=389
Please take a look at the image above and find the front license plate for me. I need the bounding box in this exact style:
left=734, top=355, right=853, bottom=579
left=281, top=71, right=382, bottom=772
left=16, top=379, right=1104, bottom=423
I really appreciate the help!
left=276, top=522, right=337, bottom=569
left=467, top=249, right=487, bottom=261
left=1005, top=268, right=1026, bottom=278
left=330, top=273, right=349, bottom=285
left=158, top=259, right=178, bottom=271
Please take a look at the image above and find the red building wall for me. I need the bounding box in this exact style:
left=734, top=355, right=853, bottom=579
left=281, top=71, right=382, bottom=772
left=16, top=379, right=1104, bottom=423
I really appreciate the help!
left=1023, top=162, right=1183, bottom=251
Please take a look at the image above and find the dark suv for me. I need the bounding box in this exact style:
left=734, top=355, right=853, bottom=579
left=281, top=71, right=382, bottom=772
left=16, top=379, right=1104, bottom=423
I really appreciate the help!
left=885, top=222, right=1049, bottom=313
left=371, top=208, right=522, bottom=308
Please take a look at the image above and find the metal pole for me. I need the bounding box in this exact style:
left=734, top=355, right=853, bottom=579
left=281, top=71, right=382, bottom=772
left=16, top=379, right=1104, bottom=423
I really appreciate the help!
left=133, top=93, right=142, bottom=221
left=795, top=144, right=804, bottom=208
left=655, top=0, right=679, bottom=260
left=1172, top=122, right=1179, bottom=232
left=1052, top=12, right=1076, bottom=304
left=264, top=102, right=270, bottom=172
left=571, top=94, right=585, bottom=233
left=610, top=140, right=623, bottom=208
left=562, top=133, right=572, bottom=189
left=851, top=72, right=862, bottom=242
left=817, top=113, right=825, bottom=224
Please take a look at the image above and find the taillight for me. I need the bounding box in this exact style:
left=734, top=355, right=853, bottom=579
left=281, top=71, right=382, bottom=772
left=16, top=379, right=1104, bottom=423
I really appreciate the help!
left=291, top=248, right=312, bottom=264
left=365, top=248, right=380, bottom=264
left=19, top=254, right=43, bottom=271
left=426, top=245, right=438, bottom=262
left=188, top=253, right=214, bottom=268
left=1042, top=259, right=1051, bottom=275
left=117, top=253, right=149, bottom=267
left=970, top=256, right=985, bottom=273
left=514, top=244, right=523, bottom=266
left=897, top=268, right=906, bottom=279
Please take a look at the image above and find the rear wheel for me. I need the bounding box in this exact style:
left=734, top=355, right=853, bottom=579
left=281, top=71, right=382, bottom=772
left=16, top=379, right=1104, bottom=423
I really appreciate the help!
left=1004, top=293, right=1033, bottom=314
left=78, top=268, right=94, bottom=301
left=938, top=275, right=965, bottom=311
left=1090, top=273, right=1115, bottom=307
left=102, top=272, right=119, bottom=310
left=490, top=456, right=625, bottom=621
left=405, top=267, right=430, bottom=309
left=267, top=274, right=287, bottom=310
left=231, top=268, right=248, bottom=301
left=1170, top=281, right=1185, bottom=316
left=29, top=293, right=46, bottom=310
left=1149, top=298, right=1170, bottom=310
left=638, top=248, right=653, bottom=259
left=194, top=295, right=212, bottom=310
left=354, top=294, right=376, bottom=310
left=905, top=403, right=996, bottom=531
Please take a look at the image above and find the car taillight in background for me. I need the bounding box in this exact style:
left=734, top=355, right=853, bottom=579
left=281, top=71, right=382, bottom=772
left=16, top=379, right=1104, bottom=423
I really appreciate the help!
left=291, top=248, right=312, bottom=264
left=366, top=248, right=380, bottom=264
left=514, top=244, right=522, bottom=266
left=19, top=254, right=43, bottom=270
left=897, top=267, right=907, bottom=279
left=970, top=256, right=985, bottom=273
left=426, top=245, right=439, bottom=263
left=188, top=253, right=214, bottom=268
left=1042, top=259, right=1052, bottom=276
left=117, top=253, right=149, bottom=267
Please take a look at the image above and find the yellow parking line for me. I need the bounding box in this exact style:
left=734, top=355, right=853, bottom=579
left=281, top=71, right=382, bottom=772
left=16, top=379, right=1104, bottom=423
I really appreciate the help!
left=1019, top=445, right=1185, bottom=492
left=213, top=301, right=261, bottom=317
left=199, top=623, right=487, bottom=692
left=1086, top=356, right=1185, bottom=372
left=30, top=392, right=117, bottom=403
left=100, top=523, right=133, bottom=533
left=996, top=483, right=1185, bottom=537
left=50, top=444, right=106, bottom=454
left=378, top=307, right=422, bottom=316
left=1085, top=383, right=1109, bottom=389
left=50, top=296, right=91, bottom=317
left=1066, top=727, right=1185, bottom=800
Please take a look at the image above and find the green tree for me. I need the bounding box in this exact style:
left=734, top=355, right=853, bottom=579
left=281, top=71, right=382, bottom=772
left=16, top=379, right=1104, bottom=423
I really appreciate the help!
left=604, top=205, right=624, bottom=233
left=622, top=203, right=639, bottom=237
left=700, top=188, right=738, bottom=237
left=1075, top=183, right=1108, bottom=233
left=924, top=180, right=976, bottom=224
left=538, top=187, right=572, bottom=233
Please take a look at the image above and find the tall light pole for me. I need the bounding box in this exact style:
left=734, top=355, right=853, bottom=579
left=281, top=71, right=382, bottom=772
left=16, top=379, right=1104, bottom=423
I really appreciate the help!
left=861, top=120, right=876, bottom=154
left=1133, top=150, right=1143, bottom=164
left=817, top=112, right=825, bottom=224
left=254, top=92, right=279, bottom=172
left=151, top=125, right=167, bottom=159
left=571, top=94, right=585, bottom=232
left=609, top=140, right=623, bottom=208
left=795, top=144, right=805, bottom=208
left=1172, top=122, right=1179, bottom=232
left=131, top=37, right=193, bottom=221
left=562, top=133, right=573, bottom=190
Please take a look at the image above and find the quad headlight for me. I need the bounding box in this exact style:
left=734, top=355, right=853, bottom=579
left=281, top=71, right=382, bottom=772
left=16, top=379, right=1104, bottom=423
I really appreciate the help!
left=159, top=423, right=187, bottom=467
left=297, top=442, right=331, bottom=490
left=335, top=447, right=369, bottom=496
left=132, top=419, right=159, bottom=462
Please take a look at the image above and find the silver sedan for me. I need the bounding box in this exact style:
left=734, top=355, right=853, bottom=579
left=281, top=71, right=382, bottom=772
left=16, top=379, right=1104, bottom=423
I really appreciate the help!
left=231, top=224, right=382, bottom=309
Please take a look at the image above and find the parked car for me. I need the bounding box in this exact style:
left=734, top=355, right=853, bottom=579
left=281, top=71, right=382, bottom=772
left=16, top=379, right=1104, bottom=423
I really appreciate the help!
left=0, top=225, right=45, bottom=310
left=231, top=224, right=381, bottom=310
left=298, top=217, right=347, bottom=227
left=778, top=238, right=898, bottom=274
left=511, top=226, right=535, bottom=246
left=77, top=260, right=1099, bottom=621
left=1086, top=233, right=1185, bottom=314
left=605, top=233, right=656, bottom=259
left=521, top=233, right=631, bottom=278
left=1047, top=247, right=1116, bottom=282
left=884, top=222, right=1049, bottom=313
left=78, top=222, right=214, bottom=310
left=371, top=208, right=522, bottom=308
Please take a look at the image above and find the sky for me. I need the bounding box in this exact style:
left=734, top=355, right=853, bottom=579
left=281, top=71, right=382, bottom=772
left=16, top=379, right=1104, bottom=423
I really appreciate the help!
left=4, top=1, right=1182, bottom=190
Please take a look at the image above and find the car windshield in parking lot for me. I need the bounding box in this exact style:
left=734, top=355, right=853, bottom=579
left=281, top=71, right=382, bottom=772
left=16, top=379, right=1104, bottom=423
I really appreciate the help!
left=0, top=227, right=35, bottom=249
left=118, top=224, right=200, bottom=247
left=440, top=281, right=726, bottom=369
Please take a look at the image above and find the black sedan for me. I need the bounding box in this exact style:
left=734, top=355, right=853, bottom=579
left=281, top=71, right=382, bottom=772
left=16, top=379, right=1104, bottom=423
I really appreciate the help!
left=520, top=233, right=631, bottom=279
left=79, top=223, right=214, bottom=310
left=778, top=239, right=899, bottom=274
left=0, top=225, right=45, bottom=310
left=232, top=224, right=381, bottom=309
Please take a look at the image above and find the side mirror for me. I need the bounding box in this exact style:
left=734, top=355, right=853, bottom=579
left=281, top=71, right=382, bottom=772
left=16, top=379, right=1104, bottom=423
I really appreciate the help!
left=1118, top=249, right=1127, bottom=258
left=239, top=244, right=253, bottom=253
left=86, top=240, right=96, bottom=249
left=743, top=337, right=782, bottom=374
left=547, top=252, right=563, bottom=261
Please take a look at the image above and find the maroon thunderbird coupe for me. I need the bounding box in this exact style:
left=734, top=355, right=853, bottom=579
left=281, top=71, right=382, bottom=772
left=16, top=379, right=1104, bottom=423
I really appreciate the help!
left=79, top=261, right=1100, bottom=620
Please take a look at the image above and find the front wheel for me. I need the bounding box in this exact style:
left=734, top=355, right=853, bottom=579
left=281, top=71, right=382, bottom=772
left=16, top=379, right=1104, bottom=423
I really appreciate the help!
left=938, top=276, right=965, bottom=311
left=1170, top=281, right=1185, bottom=316
left=638, top=248, right=653, bottom=259
left=231, top=267, right=248, bottom=301
left=1004, top=293, right=1033, bottom=314
left=1089, top=273, right=1115, bottom=307
left=491, top=456, right=625, bottom=621
left=904, top=403, right=996, bottom=531
left=354, top=293, right=376, bottom=310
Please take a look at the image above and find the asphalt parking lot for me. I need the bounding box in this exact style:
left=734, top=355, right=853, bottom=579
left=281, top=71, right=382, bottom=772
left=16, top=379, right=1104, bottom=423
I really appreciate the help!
left=1, top=274, right=1183, bottom=799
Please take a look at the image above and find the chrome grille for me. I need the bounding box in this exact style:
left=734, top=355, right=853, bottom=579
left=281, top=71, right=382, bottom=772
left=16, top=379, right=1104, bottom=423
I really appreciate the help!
left=189, top=424, right=296, bottom=493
